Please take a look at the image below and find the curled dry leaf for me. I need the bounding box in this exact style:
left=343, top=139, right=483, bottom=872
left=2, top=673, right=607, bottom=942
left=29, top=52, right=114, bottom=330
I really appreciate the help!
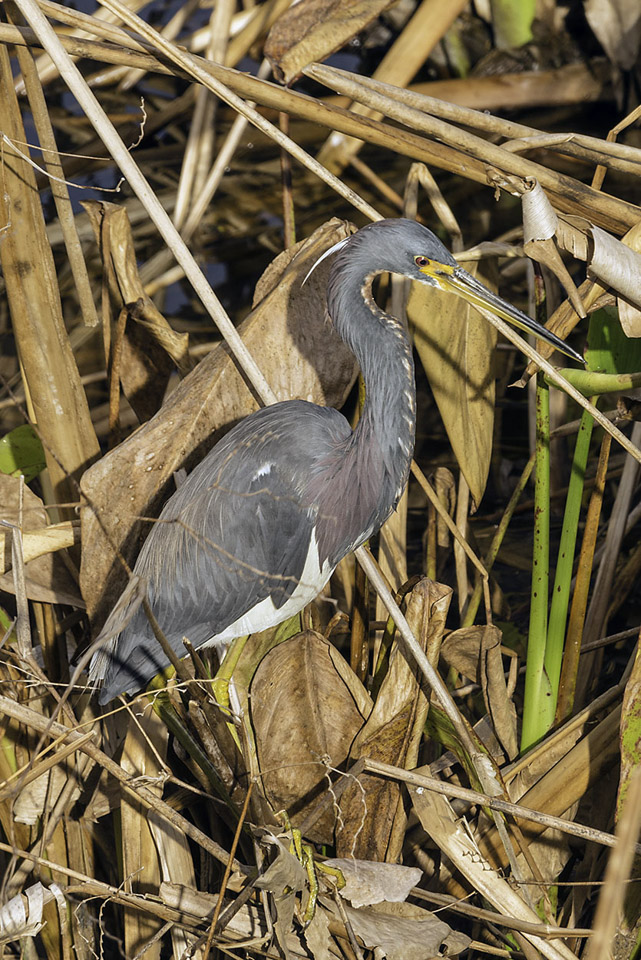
left=84, top=201, right=191, bottom=374
left=251, top=632, right=368, bottom=844
left=0, top=883, right=61, bottom=943
left=478, top=626, right=518, bottom=762
left=440, top=624, right=486, bottom=681
left=523, top=185, right=641, bottom=338
left=440, top=625, right=517, bottom=760
left=265, top=0, right=397, bottom=84
left=407, top=266, right=498, bottom=510
left=254, top=836, right=308, bottom=895
left=80, top=219, right=358, bottom=629
left=83, top=201, right=192, bottom=423
left=589, top=225, right=641, bottom=335
left=254, top=836, right=307, bottom=954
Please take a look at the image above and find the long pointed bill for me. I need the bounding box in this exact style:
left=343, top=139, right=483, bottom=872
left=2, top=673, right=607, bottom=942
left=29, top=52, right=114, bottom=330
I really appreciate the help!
left=418, top=260, right=585, bottom=366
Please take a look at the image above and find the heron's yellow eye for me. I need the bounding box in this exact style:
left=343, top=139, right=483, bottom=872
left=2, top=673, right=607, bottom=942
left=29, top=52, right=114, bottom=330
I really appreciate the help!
left=414, top=256, right=429, bottom=267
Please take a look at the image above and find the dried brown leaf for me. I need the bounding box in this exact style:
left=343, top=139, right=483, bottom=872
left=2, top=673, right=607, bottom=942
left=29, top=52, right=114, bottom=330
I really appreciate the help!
left=252, top=632, right=367, bottom=844
left=478, top=627, right=518, bottom=762
left=440, top=625, right=517, bottom=760
left=254, top=837, right=307, bottom=954
left=326, top=858, right=421, bottom=908
left=83, top=201, right=192, bottom=421
left=265, top=0, right=397, bottom=84
left=439, top=624, right=485, bottom=681
left=326, top=896, right=469, bottom=960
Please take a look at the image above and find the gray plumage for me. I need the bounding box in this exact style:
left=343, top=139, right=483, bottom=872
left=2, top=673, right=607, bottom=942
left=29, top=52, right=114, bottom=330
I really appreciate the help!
left=91, top=218, right=581, bottom=702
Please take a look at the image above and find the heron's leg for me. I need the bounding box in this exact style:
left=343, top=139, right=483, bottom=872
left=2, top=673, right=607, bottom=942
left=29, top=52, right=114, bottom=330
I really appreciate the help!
left=211, top=633, right=250, bottom=714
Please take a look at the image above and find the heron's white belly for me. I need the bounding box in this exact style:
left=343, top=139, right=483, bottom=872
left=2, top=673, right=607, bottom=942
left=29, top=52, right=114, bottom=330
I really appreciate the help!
left=205, top=530, right=332, bottom=646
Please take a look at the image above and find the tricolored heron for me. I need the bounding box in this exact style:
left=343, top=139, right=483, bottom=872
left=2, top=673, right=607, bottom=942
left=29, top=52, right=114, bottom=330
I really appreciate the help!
left=91, top=218, right=582, bottom=703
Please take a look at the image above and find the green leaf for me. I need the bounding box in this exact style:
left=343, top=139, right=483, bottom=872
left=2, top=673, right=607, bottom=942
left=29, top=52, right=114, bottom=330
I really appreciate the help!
left=0, top=606, right=14, bottom=637
left=586, top=306, right=641, bottom=375
left=490, top=0, right=536, bottom=48
left=0, top=425, right=46, bottom=481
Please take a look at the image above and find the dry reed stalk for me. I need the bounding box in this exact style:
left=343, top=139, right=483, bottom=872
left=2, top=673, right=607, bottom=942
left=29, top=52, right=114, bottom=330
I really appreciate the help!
left=0, top=46, right=100, bottom=507
left=3, top=21, right=641, bottom=232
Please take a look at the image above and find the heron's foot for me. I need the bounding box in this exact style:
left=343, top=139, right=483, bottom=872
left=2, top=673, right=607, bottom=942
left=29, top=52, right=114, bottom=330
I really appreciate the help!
left=277, top=812, right=345, bottom=927
left=316, top=860, right=346, bottom=890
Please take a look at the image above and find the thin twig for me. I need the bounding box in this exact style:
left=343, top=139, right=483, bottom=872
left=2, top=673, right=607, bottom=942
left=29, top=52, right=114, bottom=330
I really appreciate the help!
left=362, top=759, right=641, bottom=855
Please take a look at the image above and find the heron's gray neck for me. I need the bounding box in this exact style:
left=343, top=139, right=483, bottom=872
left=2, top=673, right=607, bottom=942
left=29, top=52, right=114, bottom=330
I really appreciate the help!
left=329, top=271, right=416, bottom=508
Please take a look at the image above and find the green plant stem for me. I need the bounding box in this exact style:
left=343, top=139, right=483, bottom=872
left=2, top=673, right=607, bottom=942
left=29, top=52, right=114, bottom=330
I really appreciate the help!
left=556, top=430, right=612, bottom=722
left=543, top=403, right=595, bottom=730
left=521, top=373, right=550, bottom=752
left=544, top=369, right=641, bottom=395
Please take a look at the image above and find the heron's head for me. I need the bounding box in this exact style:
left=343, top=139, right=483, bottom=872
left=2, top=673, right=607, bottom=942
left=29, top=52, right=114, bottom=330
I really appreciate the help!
left=318, top=219, right=584, bottom=365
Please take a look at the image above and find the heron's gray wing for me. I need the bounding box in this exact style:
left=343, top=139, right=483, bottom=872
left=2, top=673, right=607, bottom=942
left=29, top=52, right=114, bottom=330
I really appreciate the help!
left=96, top=401, right=351, bottom=701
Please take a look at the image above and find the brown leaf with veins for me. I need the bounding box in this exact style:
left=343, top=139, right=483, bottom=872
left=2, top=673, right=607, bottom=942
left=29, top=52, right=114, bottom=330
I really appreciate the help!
left=252, top=632, right=367, bottom=844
